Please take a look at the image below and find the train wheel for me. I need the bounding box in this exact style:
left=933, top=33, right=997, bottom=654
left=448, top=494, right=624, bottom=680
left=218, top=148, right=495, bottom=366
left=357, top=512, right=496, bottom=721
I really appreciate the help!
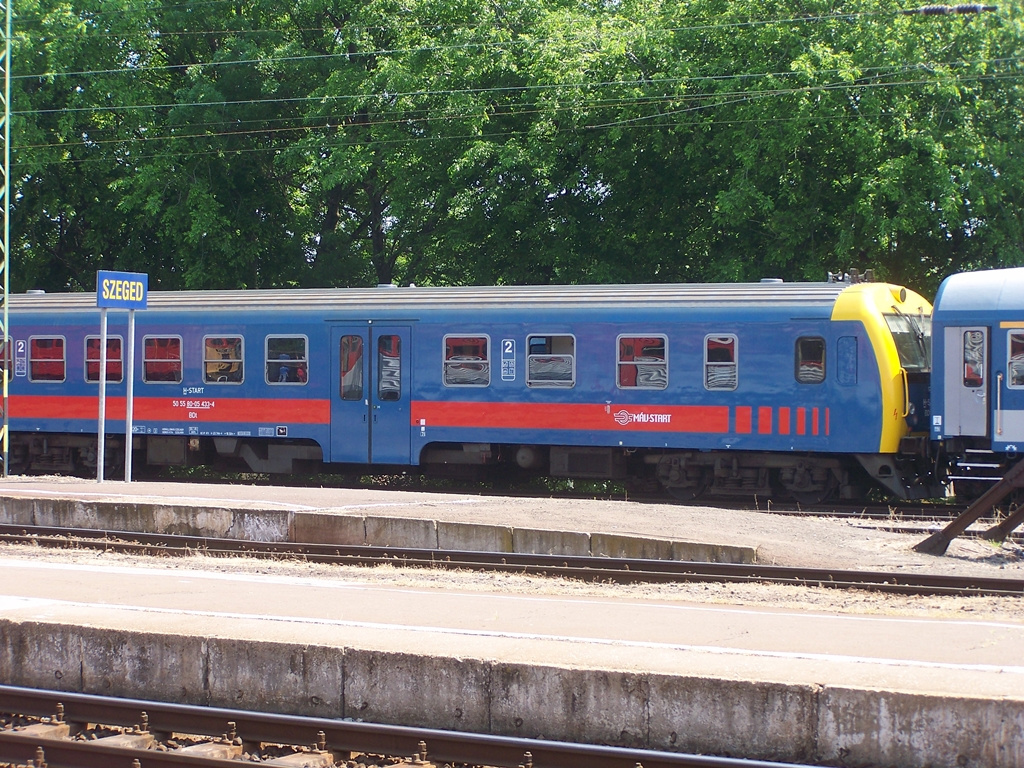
left=664, top=470, right=710, bottom=501
left=789, top=475, right=838, bottom=506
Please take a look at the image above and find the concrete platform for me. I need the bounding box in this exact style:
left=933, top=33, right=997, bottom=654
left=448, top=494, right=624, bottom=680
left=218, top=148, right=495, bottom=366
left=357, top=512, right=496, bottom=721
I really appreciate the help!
left=0, top=477, right=1022, bottom=768
left=0, top=478, right=757, bottom=563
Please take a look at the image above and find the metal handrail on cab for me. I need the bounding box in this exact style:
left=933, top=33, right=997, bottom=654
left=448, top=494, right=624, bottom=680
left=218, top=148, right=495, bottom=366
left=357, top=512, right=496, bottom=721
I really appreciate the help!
left=900, top=368, right=911, bottom=418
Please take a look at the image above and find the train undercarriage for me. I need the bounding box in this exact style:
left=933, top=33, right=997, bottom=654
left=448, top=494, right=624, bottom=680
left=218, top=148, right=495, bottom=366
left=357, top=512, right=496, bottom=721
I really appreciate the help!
left=5, top=433, right=124, bottom=477
left=943, top=437, right=1024, bottom=506
left=5, top=432, right=951, bottom=504
left=417, top=440, right=949, bottom=503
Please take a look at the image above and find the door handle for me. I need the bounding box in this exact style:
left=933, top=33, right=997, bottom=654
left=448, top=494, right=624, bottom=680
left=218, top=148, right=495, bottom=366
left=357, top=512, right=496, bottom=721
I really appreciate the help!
left=997, top=371, right=1004, bottom=436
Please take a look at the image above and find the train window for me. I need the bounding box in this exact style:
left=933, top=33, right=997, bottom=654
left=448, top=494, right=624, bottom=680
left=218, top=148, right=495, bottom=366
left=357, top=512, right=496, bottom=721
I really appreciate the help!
left=340, top=335, right=364, bottom=401
left=143, top=336, right=183, bottom=383
left=883, top=312, right=932, bottom=372
left=795, top=337, right=826, bottom=384
left=837, top=336, right=858, bottom=386
left=617, top=335, right=667, bottom=389
left=204, top=336, right=244, bottom=384
left=377, top=335, right=401, bottom=401
left=444, top=335, right=490, bottom=387
left=704, top=335, right=737, bottom=390
left=266, top=336, right=308, bottom=384
left=0, top=337, right=9, bottom=380
left=1008, top=332, right=1024, bottom=388
left=963, top=330, right=985, bottom=388
left=85, top=336, right=124, bottom=383
left=29, top=337, right=66, bottom=382
left=527, top=334, right=575, bottom=387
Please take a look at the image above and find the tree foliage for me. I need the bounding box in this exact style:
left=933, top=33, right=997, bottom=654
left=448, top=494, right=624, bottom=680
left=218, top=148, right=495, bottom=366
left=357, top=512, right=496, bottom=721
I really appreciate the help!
left=9, top=0, right=1024, bottom=295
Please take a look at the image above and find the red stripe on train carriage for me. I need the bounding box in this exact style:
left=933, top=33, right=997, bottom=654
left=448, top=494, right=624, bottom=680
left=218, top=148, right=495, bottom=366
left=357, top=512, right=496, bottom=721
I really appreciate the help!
left=735, top=406, right=752, bottom=434
left=9, top=395, right=331, bottom=424
left=11, top=395, right=831, bottom=438
left=778, top=407, right=791, bottom=435
left=411, top=401, right=731, bottom=433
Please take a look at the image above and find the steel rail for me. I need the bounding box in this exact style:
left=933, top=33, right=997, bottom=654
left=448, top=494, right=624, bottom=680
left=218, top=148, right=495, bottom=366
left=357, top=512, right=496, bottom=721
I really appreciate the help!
left=0, top=731, right=243, bottom=768
left=0, top=684, right=822, bottom=768
left=859, top=522, right=1024, bottom=545
left=2, top=524, right=1022, bottom=597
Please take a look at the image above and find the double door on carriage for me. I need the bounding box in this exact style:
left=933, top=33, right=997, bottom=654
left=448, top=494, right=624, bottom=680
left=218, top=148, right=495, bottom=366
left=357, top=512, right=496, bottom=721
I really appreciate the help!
left=329, top=325, right=411, bottom=464
left=943, top=325, right=1024, bottom=445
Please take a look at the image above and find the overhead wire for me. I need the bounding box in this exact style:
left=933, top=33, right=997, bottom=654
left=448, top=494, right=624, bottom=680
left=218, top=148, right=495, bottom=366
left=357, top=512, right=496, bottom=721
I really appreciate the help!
left=13, top=7, right=896, bottom=46
left=8, top=3, right=1016, bottom=159
left=17, top=61, right=1023, bottom=154
left=19, top=69, right=1022, bottom=164
left=17, top=55, right=1021, bottom=118
left=12, top=7, right=964, bottom=80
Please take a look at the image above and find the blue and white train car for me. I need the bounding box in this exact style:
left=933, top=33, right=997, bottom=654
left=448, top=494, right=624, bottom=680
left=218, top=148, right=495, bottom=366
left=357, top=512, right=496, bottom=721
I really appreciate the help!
left=931, top=267, right=1024, bottom=495
left=4, top=276, right=940, bottom=501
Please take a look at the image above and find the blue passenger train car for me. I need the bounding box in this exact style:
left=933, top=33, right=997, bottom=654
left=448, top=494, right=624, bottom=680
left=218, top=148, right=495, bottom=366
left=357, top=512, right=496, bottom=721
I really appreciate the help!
left=4, top=275, right=942, bottom=501
left=931, top=267, right=1024, bottom=497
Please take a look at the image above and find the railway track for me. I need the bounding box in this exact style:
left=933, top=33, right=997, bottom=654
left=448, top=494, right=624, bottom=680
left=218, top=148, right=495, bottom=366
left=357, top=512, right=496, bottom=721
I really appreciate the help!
left=2, top=523, right=1021, bottom=598
left=0, top=685, right=818, bottom=768
left=133, top=468, right=987, bottom=520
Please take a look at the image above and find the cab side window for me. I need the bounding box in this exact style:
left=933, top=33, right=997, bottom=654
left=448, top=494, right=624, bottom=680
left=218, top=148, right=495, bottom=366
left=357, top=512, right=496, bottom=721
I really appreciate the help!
left=795, top=337, right=825, bottom=384
left=837, top=336, right=858, bottom=386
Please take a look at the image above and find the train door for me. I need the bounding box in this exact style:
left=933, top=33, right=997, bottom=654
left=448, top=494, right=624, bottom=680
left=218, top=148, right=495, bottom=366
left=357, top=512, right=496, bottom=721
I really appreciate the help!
left=943, top=326, right=988, bottom=437
left=329, top=325, right=411, bottom=464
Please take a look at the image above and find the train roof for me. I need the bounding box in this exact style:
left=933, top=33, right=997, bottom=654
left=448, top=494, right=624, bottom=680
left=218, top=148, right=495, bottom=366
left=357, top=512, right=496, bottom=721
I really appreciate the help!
left=9, top=280, right=857, bottom=315
left=932, top=267, right=1024, bottom=315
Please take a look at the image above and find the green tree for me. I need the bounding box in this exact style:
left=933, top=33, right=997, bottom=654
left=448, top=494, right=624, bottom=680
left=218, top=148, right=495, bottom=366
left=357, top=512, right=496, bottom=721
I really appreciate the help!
left=13, top=0, right=168, bottom=290
left=10, top=0, right=1024, bottom=294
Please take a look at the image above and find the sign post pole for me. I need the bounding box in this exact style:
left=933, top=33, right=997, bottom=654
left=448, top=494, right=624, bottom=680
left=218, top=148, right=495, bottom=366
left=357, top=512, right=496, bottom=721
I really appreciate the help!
left=97, top=307, right=108, bottom=482
left=96, top=270, right=148, bottom=484
left=125, top=308, right=136, bottom=481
